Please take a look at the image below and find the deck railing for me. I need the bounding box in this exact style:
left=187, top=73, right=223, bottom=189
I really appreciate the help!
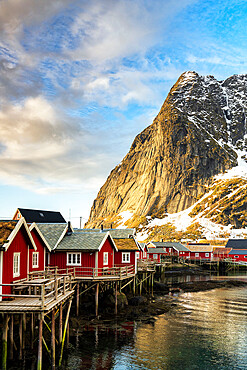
left=0, top=275, right=72, bottom=309
left=44, top=265, right=135, bottom=279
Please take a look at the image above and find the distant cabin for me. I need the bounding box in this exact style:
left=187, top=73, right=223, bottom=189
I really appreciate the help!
left=13, top=208, right=66, bottom=224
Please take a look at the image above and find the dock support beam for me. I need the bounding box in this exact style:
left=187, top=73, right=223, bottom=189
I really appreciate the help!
left=59, top=299, right=72, bottom=367
left=37, top=316, right=43, bottom=370
left=115, top=281, right=118, bottom=315
left=9, top=314, right=14, bottom=360
left=59, top=304, right=63, bottom=346
left=51, top=309, right=56, bottom=369
left=76, top=283, right=80, bottom=316
left=95, top=283, right=99, bottom=317
left=19, top=314, right=23, bottom=360
left=2, top=314, right=9, bottom=370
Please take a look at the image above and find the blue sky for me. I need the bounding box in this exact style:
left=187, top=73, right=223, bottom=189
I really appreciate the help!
left=0, top=0, right=246, bottom=226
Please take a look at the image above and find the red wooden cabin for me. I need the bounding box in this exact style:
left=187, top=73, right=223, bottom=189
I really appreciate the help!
left=228, top=249, right=247, bottom=262
left=113, top=237, right=140, bottom=273
left=29, top=223, right=51, bottom=274
left=139, top=243, right=148, bottom=260
left=187, top=243, right=213, bottom=260
left=213, top=247, right=231, bottom=260
left=147, top=241, right=190, bottom=257
left=0, top=218, right=36, bottom=297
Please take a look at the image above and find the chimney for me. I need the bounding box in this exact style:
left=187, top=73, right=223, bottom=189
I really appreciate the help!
left=67, top=221, right=72, bottom=236
left=101, top=224, right=103, bottom=231
left=110, top=224, right=113, bottom=229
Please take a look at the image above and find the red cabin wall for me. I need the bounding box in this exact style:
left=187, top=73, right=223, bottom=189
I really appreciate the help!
left=114, top=251, right=136, bottom=267
left=190, top=252, right=212, bottom=259
left=2, top=225, right=29, bottom=294
left=147, top=253, right=161, bottom=263
left=29, top=229, right=46, bottom=273
left=230, top=254, right=247, bottom=262
left=50, top=251, right=96, bottom=270
left=98, top=239, right=114, bottom=268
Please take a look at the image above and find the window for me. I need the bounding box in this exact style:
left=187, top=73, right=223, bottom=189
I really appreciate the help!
left=153, top=254, right=158, bottom=260
left=195, top=253, right=199, bottom=257
left=32, top=252, right=39, bottom=268
left=67, top=253, right=81, bottom=266
left=136, top=252, right=140, bottom=259
left=103, top=252, right=108, bottom=265
left=122, top=252, right=130, bottom=263
left=234, top=255, right=239, bottom=258
left=205, top=253, right=209, bottom=257
left=13, top=253, right=20, bottom=277
left=244, top=256, right=247, bottom=259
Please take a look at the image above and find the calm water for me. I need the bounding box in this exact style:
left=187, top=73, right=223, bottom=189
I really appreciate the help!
left=65, top=285, right=247, bottom=369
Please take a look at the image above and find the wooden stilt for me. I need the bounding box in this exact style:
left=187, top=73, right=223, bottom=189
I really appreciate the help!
left=23, top=313, right=26, bottom=350
left=59, top=304, right=63, bottom=345
left=2, top=314, right=9, bottom=370
left=37, top=316, right=43, bottom=370
left=115, top=281, right=118, bottom=315
left=19, top=314, right=23, bottom=360
left=31, top=313, right=34, bottom=350
left=51, top=309, right=56, bottom=369
left=9, top=314, right=14, bottom=360
left=151, top=273, right=154, bottom=297
left=59, top=299, right=72, bottom=367
left=66, top=321, right=70, bottom=349
left=95, top=283, right=99, bottom=317
left=76, top=283, right=80, bottom=316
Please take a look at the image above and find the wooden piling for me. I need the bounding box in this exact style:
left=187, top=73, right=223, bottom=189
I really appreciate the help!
left=95, top=283, right=99, bottom=317
left=9, top=314, right=14, bottom=360
left=37, top=316, right=43, bottom=370
left=51, top=309, right=56, bottom=369
left=19, top=314, right=23, bottom=360
left=59, top=304, right=63, bottom=345
left=31, top=313, right=34, bottom=350
left=23, top=313, right=26, bottom=350
left=76, top=283, right=80, bottom=316
left=2, top=314, right=9, bottom=370
left=115, top=281, right=118, bottom=315
left=59, top=299, right=72, bottom=367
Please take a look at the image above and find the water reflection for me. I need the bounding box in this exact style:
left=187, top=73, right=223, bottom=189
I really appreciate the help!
left=66, top=287, right=247, bottom=369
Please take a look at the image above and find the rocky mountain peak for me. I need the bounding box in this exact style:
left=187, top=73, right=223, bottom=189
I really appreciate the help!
left=85, top=71, right=247, bottom=229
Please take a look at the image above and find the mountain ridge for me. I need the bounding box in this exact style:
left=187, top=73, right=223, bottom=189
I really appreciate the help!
left=85, top=71, right=247, bottom=233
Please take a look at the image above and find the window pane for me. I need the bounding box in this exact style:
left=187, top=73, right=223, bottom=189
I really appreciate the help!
left=77, top=254, right=80, bottom=264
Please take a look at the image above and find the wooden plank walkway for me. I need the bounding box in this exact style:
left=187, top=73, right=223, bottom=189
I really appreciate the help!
left=0, top=290, right=73, bottom=313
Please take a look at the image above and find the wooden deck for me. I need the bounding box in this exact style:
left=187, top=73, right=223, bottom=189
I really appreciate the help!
left=0, top=275, right=74, bottom=314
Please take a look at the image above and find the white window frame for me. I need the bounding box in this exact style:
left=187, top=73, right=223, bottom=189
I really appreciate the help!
left=67, top=252, right=81, bottom=266
left=234, top=255, right=239, bottom=258
left=153, top=254, right=158, bottom=260
left=195, top=253, right=199, bottom=257
left=13, top=253, right=20, bottom=278
left=244, top=256, right=247, bottom=259
left=205, top=253, right=209, bottom=257
left=122, top=252, right=130, bottom=263
left=103, top=252, right=108, bottom=265
left=32, top=252, right=39, bottom=268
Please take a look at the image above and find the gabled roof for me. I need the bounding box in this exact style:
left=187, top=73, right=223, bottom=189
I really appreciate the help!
left=29, top=223, right=52, bottom=252
left=79, top=228, right=136, bottom=238
left=36, top=223, right=68, bottom=250
left=138, top=242, right=147, bottom=251
left=226, top=239, right=247, bottom=249
left=56, top=232, right=117, bottom=251
left=148, top=241, right=190, bottom=252
left=213, top=247, right=231, bottom=255
left=0, top=218, right=36, bottom=251
left=187, top=245, right=213, bottom=252
left=229, top=249, right=247, bottom=255
left=14, top=208, right=66, bottom=223
left=147, top=248, right=167, bottom=254
left=113, top=237, right=139, bottom=251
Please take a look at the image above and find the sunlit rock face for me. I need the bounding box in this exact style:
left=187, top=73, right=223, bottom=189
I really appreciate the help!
left=86, top=71, right=247, bottom=228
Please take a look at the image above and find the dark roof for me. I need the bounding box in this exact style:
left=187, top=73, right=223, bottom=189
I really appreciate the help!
left=79, top=228, right=136, bottom=238
left=56, top=232, right=114, bottom=251
left=16, top=208, right=66, bottom=223
left=229, top=249, right=247, bottom=255
left=36, top=223, right=67, bottom=250
left=147, top=248, right=167, bottom=254
left=148, top=241, right=190, bottom=252
left=226, top=239, right=247, bottom=249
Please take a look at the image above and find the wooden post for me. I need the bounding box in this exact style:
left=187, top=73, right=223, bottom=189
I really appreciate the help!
left=66, top=321, right=70, bottom=349
left=59, top=304, right=63, bottom=345
left=37, top=316, right=43, bottom=370
left=23, top=313, right=26, bottom=350
left=133, top=276, right=136, bottom=296
left=59, top=299, right=72, bottom=367
left=151, top=273, right=154, bottom=297
left=95, top=283, right=99, bottom=317
left=55, top=278, right=58, bottom=300
left=115, top=281, right=118, bottom=315
left=2, top=314, right=9, bottom=370
left=76, top=283, right=80, bottom=316
left=31, top=313, right=34, bottom=350
left=51, top=309, right=56, bottom=369
left=9, top=314, right=14, bottom=360
left=19, top=314, right=23, bottom=360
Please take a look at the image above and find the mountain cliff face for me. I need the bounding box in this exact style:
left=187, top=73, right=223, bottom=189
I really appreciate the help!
left=86, top=71, right=247, bottom=229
